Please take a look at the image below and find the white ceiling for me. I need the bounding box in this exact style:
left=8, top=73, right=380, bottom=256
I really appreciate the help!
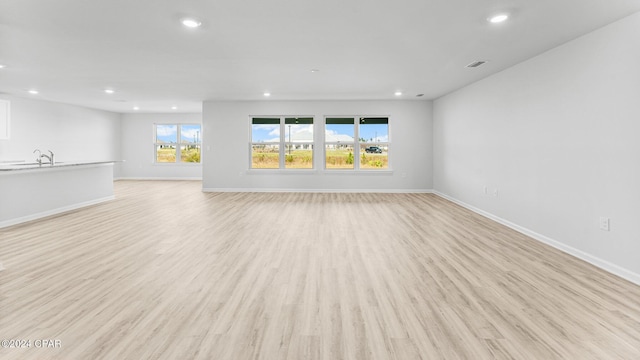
left=1, top=0, right=639, bottom=113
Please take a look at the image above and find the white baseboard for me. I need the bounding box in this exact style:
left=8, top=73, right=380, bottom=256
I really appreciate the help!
left=116, top=177, right=202, bottom=181
left=0, top=196, right=115, bottom=229
left=432, top=191, right=640, bottom=286
left=202, top=188, right=434, bottom=193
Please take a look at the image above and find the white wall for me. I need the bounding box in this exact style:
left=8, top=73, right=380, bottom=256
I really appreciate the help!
left=202, top=100, right=432, bottom=191
left=1, top=164, right=115, bottom=228
left=120, top=113, right=202, bottom=179
left=433, top=13, right=640, bottom=282
left=0, top=95, right=122, bottom=177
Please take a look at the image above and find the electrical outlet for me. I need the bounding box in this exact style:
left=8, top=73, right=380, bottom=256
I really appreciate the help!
left=599, top=217, right=610, bottom=231
left=493, top=188, right=498, bottom=197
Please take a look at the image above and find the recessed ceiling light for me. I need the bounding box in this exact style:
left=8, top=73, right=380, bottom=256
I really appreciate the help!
left=133, top=106, right=140, bottom=111
left=394, top=91, right=402, bottom=96
left=488, top=14, right=509, bottom=23
left=0, top=64, right=5, bottom=69
left=181, top=18, right=202, bottom=28
left=28, top=89, right=39, bottom=95
left=263, top=92, right=271, bottom=97
left=104, top=89, right=115, bottom=94
left=171, top=106, right=178, bottom=110
left=310, top=69, right=319, bottom=73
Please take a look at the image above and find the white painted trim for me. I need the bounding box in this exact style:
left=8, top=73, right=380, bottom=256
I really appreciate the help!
left=202, top=187, right=433, bottom=193
left=0, top=98, right=10, bottom=140
left=151, top=163, right=202, bottom=167
left=245, top=169, right=319, bottom=175
left=242, top=170, right=394, bottom=175
left=0, top=196, right=115, bottom=229
left=432, top=191, right=640, bottom=286
left=322, top=170, right=394, bottom=175
left=116, top=177, right=202, bottom=181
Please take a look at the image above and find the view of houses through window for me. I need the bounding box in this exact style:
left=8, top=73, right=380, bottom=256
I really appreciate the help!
left=251, top=116, right=389, bottom=170
left=325, top=117, right=389, bottom=170
left=155, top=124, right=201, bottom=163
left=325, top=118, right=356, bottom=169
left=251, top=117, right=314, bottom=169
left=358, top=117, right=389, bottom=169
left=285, top=117, right=314, bottom=169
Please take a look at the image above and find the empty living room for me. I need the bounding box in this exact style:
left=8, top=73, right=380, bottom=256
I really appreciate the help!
left=1, top=1, right=639, bottom=359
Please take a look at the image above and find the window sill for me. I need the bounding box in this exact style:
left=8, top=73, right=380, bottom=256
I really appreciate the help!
left=244, top=169, right=393, bottom=175
left=246, top=169, right=318, bottom=175
left=323, top=169, right=394, bottom=175
left=153, top=163, right=202, bottom=166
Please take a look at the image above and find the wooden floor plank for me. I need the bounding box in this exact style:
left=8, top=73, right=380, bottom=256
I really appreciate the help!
left=0, top=180, right=639, bottom=359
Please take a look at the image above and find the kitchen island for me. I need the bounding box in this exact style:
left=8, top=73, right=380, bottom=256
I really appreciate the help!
left=0, top=161, right=117, bottom=228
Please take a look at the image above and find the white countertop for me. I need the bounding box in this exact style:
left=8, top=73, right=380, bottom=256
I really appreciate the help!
left=0, top=160, right=121, bottom=171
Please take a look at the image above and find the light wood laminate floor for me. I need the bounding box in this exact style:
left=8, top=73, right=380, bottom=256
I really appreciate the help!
left=1, top=181, right=639, bottom=359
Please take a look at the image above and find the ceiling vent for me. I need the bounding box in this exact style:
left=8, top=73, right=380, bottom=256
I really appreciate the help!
left=466, top=60, right=487, bottom=68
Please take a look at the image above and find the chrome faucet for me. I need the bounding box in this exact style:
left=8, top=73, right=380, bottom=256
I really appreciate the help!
left=33, top=149, right=42, bottom=165
left=40, top=150, right=54, bottom=165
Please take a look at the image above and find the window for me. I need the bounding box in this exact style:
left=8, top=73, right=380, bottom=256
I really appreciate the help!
left=325, top=116, right=389, bottom=170
left=358, top=117, right=389, bottom=169
left=251, top=118, right=280, bottom=169
left=251, top=117, right=314, bottom=169
left=154, top=124, right=201, bottom=163
left=325, top=118, right=355, bottom=169
left=0, top=99, right=9, bottom=140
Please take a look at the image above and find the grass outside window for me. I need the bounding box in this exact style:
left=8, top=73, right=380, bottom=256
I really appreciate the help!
left=154, top=124, right=201, bottom=164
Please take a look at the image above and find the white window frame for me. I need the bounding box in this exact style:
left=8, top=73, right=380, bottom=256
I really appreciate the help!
left=324, top=117, right=356, bottom=170
left=153, top=123, right=202, bottom=164
left=0, top=99, right=10, bottom=140
left=249, top=116, right=315, bottom=170
left=323, top=116, right=390, bottom=171
left=358, top=116, right=390, bottom=170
